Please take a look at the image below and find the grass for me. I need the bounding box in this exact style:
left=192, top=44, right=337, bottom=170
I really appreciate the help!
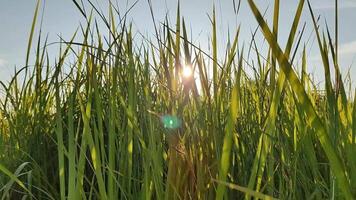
left=0, top=0, right=355, bottom=199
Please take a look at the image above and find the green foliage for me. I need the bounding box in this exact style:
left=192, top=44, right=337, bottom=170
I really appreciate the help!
left=0, top=0, right=355, bottom=199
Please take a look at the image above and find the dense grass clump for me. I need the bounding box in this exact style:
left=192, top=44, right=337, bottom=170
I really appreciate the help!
left=0, top=0, right=355, bottom=199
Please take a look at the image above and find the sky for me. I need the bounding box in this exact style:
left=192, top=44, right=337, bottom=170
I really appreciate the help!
left=0, top=0, right=356, bottom=90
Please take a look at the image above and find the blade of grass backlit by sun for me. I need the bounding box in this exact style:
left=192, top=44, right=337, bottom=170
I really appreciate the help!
left=78, top=71, right=108, bottom=200
left=66, top=89, right=77, bottom=200
left=212, top=6, right=218, bottom=102
left=310, top=2, right=356, bottom=195
left=247, top=0, right=353, bottom=198
left=308, top=2, right=338, bottom=142
left=174, top=2, right=181, bottom=93
left=214, top=179, right=277, bottom=200
left=216, top=47, right=242, bottom=200
left=54, top=30, right=78, bottom=200
left=54, top=69, right=65, bottom=200
left=325, top=14, right=356, bottom=193
left=0, top=162, right=32, bottom=199
left=353, top=89, right=356, bottom=183
left=270, top=0, right=279, bottom=92
left=126, top=28, right=135, bottom=198
left=107, top=4, right=119, bottom=199
left=26, top=0, right=41, bottom=67
left=247, top=0, right=305, bottom=197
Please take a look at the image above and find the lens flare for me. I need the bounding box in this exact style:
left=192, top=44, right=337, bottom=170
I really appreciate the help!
left=161, top=115, right=182, bottom=129
left=182, top=66, right=192, bottom=78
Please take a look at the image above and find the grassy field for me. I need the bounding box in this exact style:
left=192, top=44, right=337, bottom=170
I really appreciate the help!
left=0, top=0, right=355, bottom=199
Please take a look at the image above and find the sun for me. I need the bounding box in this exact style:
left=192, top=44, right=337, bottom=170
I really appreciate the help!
left=182, top=66, right=193, bottom=78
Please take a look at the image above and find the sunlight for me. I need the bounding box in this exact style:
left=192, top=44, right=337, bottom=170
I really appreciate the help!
left=182, top=65, right=193, bottom=78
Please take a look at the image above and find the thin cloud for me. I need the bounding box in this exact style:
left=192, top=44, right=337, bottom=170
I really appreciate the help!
left=338, top=40, right=356, bottom=56
left=310, top=40, right=356, bottom=62
left=0, top=58, right=7, bottom=67
left=313, top=1, right=356, bottom=10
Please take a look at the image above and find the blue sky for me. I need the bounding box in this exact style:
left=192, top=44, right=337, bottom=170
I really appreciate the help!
left=0, top=0, right=355, bottom=89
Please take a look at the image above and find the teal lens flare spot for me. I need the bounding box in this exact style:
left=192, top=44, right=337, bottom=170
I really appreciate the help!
left=161, top=115, right=182, bottom=129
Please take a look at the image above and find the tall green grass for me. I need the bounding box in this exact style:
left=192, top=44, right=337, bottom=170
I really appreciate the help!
left=0, top=0, right=355, bottom=199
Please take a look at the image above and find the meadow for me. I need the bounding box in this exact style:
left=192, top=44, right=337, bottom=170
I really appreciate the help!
left=0, top=0, right=355, bottom=199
